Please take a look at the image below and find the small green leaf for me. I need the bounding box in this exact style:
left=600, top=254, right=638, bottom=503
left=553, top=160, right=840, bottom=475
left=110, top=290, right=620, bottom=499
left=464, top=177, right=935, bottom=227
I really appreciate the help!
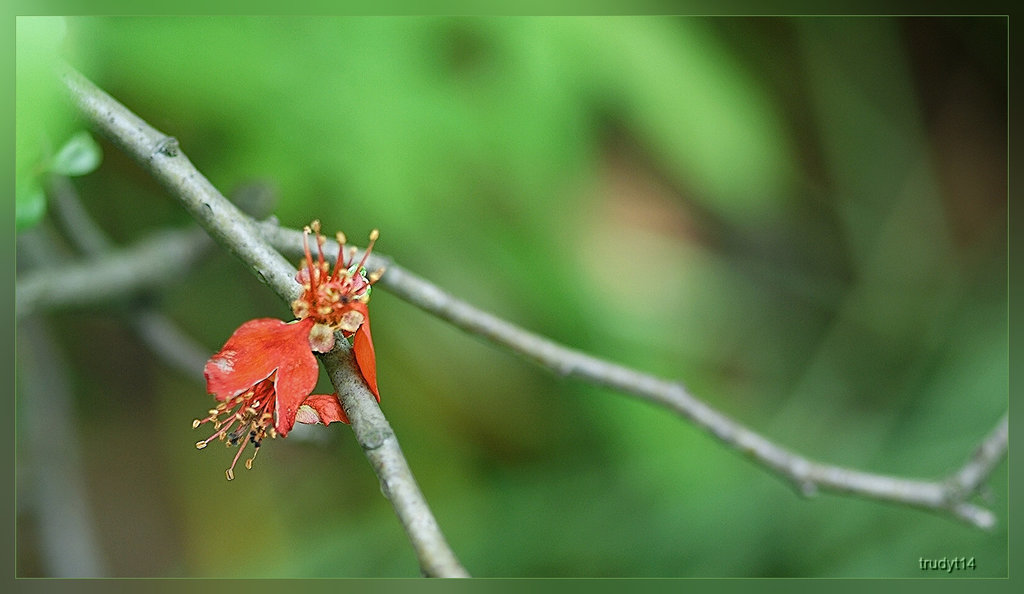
left=16, top=176, right=47, bottom=231
left=50, top=130, right=102, bottom=176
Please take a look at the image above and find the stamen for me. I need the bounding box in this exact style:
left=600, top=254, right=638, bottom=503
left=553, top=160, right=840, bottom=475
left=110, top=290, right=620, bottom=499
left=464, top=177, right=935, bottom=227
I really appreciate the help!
left=244, top=446, right=261, bottom=470
left=225, top=437, right=249, bottom=481
left=195, top=413, right=238, bottom=449
left=331, top=232, right=348, bottom=282
left=353, top=229, right=379, bottom=275
left=301, top=226, right=317, bottom=293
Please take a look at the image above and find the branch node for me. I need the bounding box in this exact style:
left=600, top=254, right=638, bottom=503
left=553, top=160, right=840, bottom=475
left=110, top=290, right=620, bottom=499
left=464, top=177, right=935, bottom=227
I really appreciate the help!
left=797, top=481, right=819, bottom=499
left=361, top=426, right=390, bottom=451
left=150, top=135, right=179, bottom=159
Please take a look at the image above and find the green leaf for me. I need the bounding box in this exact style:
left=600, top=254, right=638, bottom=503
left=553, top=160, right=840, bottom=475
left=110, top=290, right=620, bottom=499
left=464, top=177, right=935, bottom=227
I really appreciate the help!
left=50, top=130, right=102, bottom=176
left=16, top=176, right=47, bottom=231
left=16, top=16, right=69, bottom=233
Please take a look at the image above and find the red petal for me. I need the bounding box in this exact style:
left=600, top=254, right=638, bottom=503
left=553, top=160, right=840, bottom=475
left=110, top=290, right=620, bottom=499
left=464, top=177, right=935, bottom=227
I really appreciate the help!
left=350, top=302, right=380, bottom=401
left=204, top=317, right=319, bottom=437
left=298, top=393, right=349, bottom=425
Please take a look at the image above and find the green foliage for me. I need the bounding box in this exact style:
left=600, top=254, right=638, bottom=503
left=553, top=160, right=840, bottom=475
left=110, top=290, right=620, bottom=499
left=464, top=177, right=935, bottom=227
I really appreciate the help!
left=16, top=18, right=101, bottom=231
left=50, top=131, right=103, bottom=177
left=16, top=17, right=66, bottom=230
left=15, top=176, right=46, bottom=232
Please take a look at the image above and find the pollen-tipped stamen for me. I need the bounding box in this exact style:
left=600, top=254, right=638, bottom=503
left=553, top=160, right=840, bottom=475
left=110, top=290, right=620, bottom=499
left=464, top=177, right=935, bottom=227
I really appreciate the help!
left=224, top=433, right=251, bottom=481
left=193, top=379, right=277, bottom=480
left=244, top=444, right=261, bottom=470
left=301, top=225, right=318, bottom=293
left=351, top=229, right=379, bottom=283
left=193, top=408, right=241, bottom=449
left=312, top=221, right=328, bottom=277
left=330, top=231, right=348, bottom=283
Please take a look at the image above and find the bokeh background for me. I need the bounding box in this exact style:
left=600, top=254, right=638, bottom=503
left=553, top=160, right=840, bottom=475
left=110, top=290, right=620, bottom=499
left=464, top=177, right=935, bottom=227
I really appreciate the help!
left=15, top=16, right=1007, bottom=577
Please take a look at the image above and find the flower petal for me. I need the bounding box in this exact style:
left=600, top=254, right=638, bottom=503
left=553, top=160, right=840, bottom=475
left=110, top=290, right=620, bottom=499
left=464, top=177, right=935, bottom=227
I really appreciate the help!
left=203, top=317, right=320, bottom=437
left=350, top=302, right=380, bottom=401
left=297, top=393, right=349, bottom=425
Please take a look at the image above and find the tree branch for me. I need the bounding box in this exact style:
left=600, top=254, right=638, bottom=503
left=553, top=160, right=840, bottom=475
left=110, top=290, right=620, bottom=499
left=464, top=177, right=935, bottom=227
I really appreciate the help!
left=60, top=64, right=470, bottom=578
left=15, top=226, right=211, bottom=319
left=949, top=413, right=1009, bottom=497
left=258, top=220, right=1008, bottom=531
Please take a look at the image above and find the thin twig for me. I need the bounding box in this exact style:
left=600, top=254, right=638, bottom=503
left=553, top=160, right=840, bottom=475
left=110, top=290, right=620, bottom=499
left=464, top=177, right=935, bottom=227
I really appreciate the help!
left=320, top=353, right=469, bottom=578
left=15, top=227, right=211, bottom=319
left=60, top=64, right=470, bottom=578
left=949, top=413, right=1009, bottom=497
left=48, top=175, right=114, bottom=255
left=47, top=172, right=221, bottom=381
left=258, top=221, right=1008, bottom=530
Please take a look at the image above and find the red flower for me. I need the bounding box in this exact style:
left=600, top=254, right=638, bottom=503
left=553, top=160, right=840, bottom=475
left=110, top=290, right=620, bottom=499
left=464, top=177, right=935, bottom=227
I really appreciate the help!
left=291, top=223, right=382, bottom=398
left=194, top=221, right=383, bottom=480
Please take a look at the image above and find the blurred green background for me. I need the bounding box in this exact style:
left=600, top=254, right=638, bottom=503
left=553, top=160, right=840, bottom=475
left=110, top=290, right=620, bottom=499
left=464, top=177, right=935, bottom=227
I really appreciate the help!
left=15, top=16, right=1006, bottom=577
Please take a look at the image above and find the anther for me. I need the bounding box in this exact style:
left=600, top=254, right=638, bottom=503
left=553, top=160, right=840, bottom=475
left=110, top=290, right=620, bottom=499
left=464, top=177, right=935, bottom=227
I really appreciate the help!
left=226, top=469, right=235, bottom=481
left=195, top=441, right=208, bottom=450
left=192, top=419, right=202, bottom=429
left=245, top=447, right=260, bottom=469
left=353, top=230, right=379, bottom=274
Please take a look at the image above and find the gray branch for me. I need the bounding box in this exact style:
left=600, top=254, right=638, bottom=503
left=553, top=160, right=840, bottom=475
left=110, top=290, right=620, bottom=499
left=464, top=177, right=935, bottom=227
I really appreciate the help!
left=16, top=226, right=211, bottom=319
left=258, top=221, right=1008, bottom=531
left=949, top=414, right=1009, bottom=497
left=60, top=64, right=470, bottom=578
left=48, top=171, right=232, bottom=382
